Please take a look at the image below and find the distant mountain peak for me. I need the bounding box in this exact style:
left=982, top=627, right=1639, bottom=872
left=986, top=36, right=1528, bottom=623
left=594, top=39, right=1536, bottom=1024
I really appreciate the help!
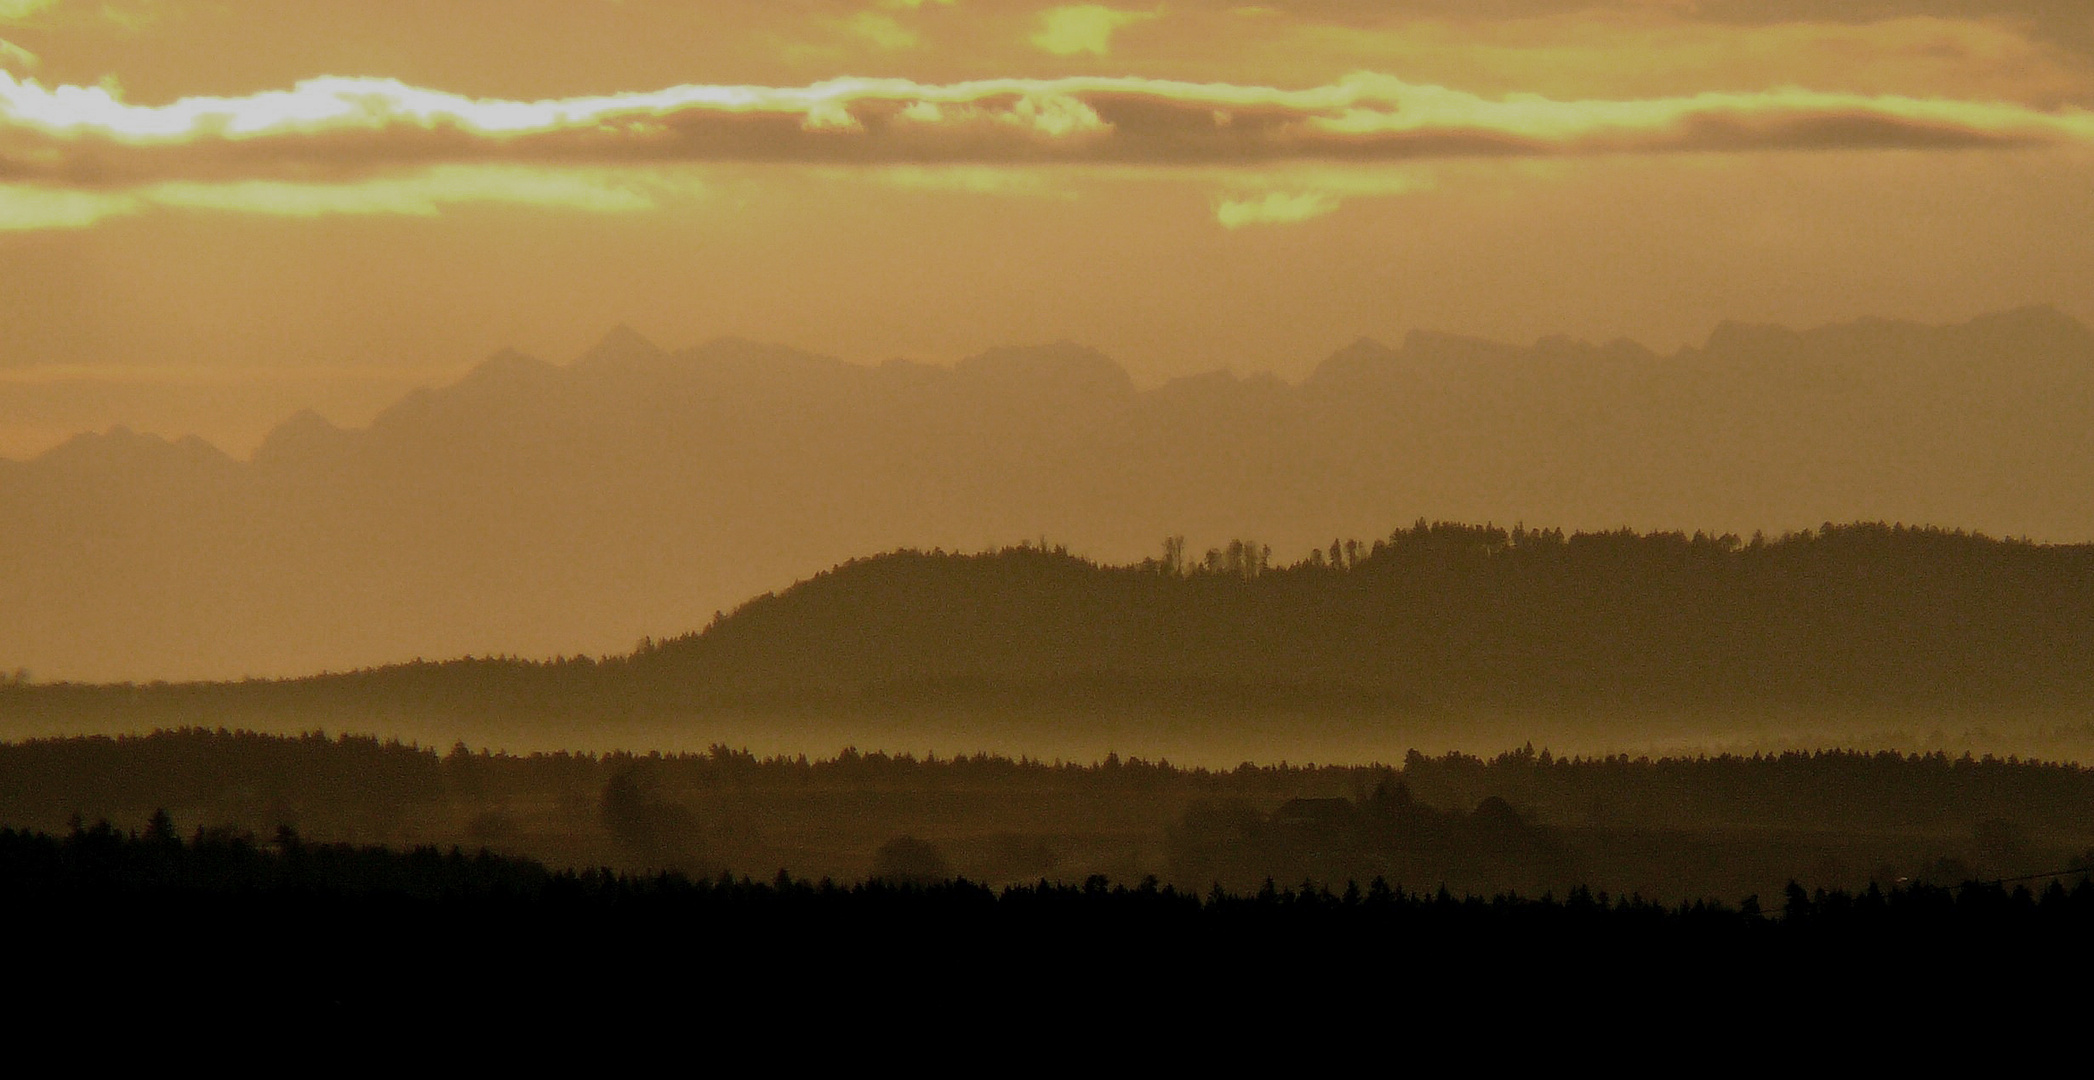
left=252, top=409, right=346, bottom=466
left=1308, top=329, right=1528, bottom=384
left=574, top=324, right=667, bottom=370
left=1700, top=306, right=2094, bottom=362
left=33, top=424, right=232, bottom=471
left=954, top=341, right=1133, bottom=396
left=462, top=347, right=556, bottom=385
left=1961, top=303, right=2091, bottom=344
left=676, top=337, right=855, bottom=383
left=13, top=306, right=2094, bottom=682
left=1399, top=328, right=1525, bottom=364
left=1703, top=319, right=1804, bottom=354
left=1306, top=337, right=1398, bottom=384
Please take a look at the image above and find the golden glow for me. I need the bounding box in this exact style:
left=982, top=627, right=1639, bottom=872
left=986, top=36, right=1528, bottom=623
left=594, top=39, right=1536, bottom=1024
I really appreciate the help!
left=0, top=37, right=33, bottom=71
left=0, top=0, right=58, bottom=20
left=3, top=0, right=2094, bottom=524
left=1215, top=189, right=1338, bottom=229
left=846, top=12, right=922, bottom=52
left=14, top=67, right=2084, bottom=153
left=853, top=164, right=1070, bottom=197
left=1254, top=15, right=2094, bottom=104
left=143, top=166, right=668, bottom=218
left=0, top=164, right=671, bottom=228
left=1212, top=164, right=1434, bottom=226
left=1032, top=5, right=1158, bottom=58
left=0, top=181, right=130, bottom=228
left=2, top=67, right=2089, bottom=229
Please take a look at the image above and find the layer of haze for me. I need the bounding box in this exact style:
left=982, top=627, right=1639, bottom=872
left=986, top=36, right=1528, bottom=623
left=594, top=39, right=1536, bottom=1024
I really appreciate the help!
left=2, top=2, right=2093, bottom=456
left=4, top=2, right=2093, bottom=685
left=6, top=308, right=2094, bottom=682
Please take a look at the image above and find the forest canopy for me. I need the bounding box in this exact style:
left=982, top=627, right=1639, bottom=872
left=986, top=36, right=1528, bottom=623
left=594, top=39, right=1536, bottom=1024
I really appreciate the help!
left=6, top=520, right=2091, bottom=770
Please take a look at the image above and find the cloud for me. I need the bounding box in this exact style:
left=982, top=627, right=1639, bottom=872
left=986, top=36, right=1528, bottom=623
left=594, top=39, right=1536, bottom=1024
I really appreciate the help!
left=0, top=0, right=58, bottom=22
left=1212, top=166, right=1432, bottom=226
left=1, top=68, right=2090, bottom=228
left=143, top=165, right=668, bottom=218
left=1032, top=5, right=1158, bottom=57
left=0, top=165, right=670, bottom=228
left=853, top=164, right=1070, bottom=196
left=6, top=69, right=2090, bottom=176
left=0, top=182, right=133, bottom=229
left=1215, top=189, right=1338, bottom=228
left=1249, top=11, right=2094, bottom=106
left=847, top=12, right=920, bottom=51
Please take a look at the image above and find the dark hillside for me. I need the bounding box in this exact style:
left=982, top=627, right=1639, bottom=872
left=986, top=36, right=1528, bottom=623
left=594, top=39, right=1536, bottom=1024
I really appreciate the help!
left=6, top=521, right=2091, bottom=755
left=632, top=521, right=2094, bottom=710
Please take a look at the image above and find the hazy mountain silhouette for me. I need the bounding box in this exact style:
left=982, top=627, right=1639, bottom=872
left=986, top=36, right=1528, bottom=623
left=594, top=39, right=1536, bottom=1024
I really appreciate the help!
left=5, top=307, right=2093, bottom=681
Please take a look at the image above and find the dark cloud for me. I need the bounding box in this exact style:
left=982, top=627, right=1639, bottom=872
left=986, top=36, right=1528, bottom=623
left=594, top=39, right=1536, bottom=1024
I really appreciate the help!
left=2, top=72, right=2086, bottom=190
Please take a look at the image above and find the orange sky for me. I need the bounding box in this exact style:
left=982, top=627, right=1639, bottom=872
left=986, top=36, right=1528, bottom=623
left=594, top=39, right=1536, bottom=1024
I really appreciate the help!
left=4, top=1, right=2093, bottom=458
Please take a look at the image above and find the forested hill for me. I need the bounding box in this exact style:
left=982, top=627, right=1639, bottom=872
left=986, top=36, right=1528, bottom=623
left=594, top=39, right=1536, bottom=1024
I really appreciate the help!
left=7, top=521, right=2091, bottom=730
left=630, top=521, right=2094, bottom=709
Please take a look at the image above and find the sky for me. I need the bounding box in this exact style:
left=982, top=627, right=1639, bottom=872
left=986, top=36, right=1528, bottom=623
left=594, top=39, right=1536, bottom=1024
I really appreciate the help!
left=3, top=0, right=2093, bottom=458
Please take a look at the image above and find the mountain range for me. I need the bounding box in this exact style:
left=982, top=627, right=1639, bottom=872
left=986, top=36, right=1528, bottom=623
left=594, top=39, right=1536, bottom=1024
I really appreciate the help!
left=6, top=306, right=2093, bottom=682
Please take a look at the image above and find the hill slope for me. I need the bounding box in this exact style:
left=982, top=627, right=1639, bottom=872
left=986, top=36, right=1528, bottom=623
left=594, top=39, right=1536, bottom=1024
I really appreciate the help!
left=634, top=522, right=2094, bottom=710
left=6, top=307, right=2094, bottom=680
left=8, top=523, right=2091, bottom=760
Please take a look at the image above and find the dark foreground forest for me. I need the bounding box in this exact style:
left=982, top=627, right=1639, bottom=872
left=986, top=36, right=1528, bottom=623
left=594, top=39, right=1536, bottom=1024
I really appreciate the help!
left=12, top=728, right=2094, bottom=1021
left=9, top=728, right=2093, bottom=903
left=8, top=816, right=2093, bottom=1020
left=11, top=523, right=2094, bottom=1019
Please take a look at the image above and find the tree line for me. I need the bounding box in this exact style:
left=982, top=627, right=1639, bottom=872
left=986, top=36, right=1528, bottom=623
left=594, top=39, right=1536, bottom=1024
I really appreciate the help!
left=10, top=815, right=2088, bottom=928
left=9, top=728, right=2094, bottom=838
left=5, top=729, right=2092, bottom=902
left=13, top=813, right=2084, bottom=1023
